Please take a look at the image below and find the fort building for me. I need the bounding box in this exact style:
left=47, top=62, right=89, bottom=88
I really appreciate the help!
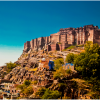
left=24, top=25, right=100, bottom=52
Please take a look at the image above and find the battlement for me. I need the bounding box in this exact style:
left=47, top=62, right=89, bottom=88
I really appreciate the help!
left=24, top=25, right=100, bottom=52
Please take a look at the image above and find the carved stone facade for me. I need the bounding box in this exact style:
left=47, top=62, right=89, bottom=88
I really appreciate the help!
left=24, top=25, right=100, bottom=52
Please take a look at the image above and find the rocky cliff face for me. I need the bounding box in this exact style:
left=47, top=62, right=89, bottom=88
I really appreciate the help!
left=4, top=49, right=50, bottom=84
left=0, top=66, right=7, bottom=79
left=3, top=46, right=93, bottom=99
left=4, top=46, right=81, bottom=85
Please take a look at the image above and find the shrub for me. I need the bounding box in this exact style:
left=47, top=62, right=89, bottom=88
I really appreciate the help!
left=6, top=62, right=16, bottom=73
left=33, top=80, right=38, bottom=85
left=35, top=87, right=46, bottom=97
left=67, top=45, right=75, bottom=49
left=23, top=80, right=31, bottom=86
left=23, top=86, right=34, bottom=96
left=17, top=80, right=33, bottom=97
left=66, top=69, right=72, bottom=74
left=76, top=44, right=84, bottom=47
left=41, top=88, right=61, bottom=99
left=66, top=53, right=78, bottom=63
left=53, top=67, right=67, bottom=79
left=54, top=58, right=64, bottom=70
left=58, top=83, right=67, bottom=88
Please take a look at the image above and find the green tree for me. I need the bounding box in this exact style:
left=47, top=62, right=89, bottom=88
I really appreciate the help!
left=41, top=88, right=61, bottom=99
left=84, top=41, right=93, bottom=53
left=35, top=87, right=46, bottom=98
left=32, top=80, right=38, bottom=85
left=6, top=62, right=16, bottom=73
left=17, top=80, right=33, bottom=97
left=17, top=84, right=26, bottom=93
left=66, top=69, right=72, bottom=75
left=54, top=58, right=64, bottom=70
left=53, top=67, right=72, bottom=79
left=23, top=86, right=33, bottom=96
left=88, top=77, right=100, bottom=92
left=84, top=41, right=100, bottom=54
left=66, top=53, right=78, bottom=63
left=74, top=42, right=100, bottom=79
left=23, top=80, right=31, bottom=86
left=53, top=67, right=67, bottom=79
left=74, top=41, right=100, bottom=97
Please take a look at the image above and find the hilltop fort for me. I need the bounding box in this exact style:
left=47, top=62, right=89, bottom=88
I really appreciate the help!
left=1, top=25, right=100, bottom=99
left=24, top=25, right=100, bottom=52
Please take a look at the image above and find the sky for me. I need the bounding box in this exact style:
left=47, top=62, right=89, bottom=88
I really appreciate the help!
left=0, top=1, right=100, bottom=66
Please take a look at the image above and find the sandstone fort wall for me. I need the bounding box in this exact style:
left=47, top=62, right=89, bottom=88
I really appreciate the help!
left=24, top=25, right=100, bottom=52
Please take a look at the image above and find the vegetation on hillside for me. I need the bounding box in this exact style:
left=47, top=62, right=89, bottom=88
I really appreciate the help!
left=5, top=41, right=100, bottom=99
left=42, top=88, right=61, bottom=99
left=53, top=41, right=100, bottom=98
left=6, top=61, right=17, bottom=73
left=65, top=53, right=78, bottom=63
left=62, top=44, right=84, bottom=51
left=74, top=41, right=100, bottom=98
left=17, top=80, right=33, bottom=97
left=35, top=87, right=46, bottom=98
left=62, top=45, right=75, bottom=51
left=35, top=88, right=61, bottom=99
left=54, top=58, right=64, bottom=70
left=53, top=67, right=72, bottom=79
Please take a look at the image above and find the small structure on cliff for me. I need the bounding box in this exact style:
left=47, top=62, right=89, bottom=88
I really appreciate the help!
left=38, top=58, right=49, bottom=71
left=63, top=63, right=74, bottom=71
left=38, top=58, right=54, bottom=71
left=48, top=61, right=54, bottom=71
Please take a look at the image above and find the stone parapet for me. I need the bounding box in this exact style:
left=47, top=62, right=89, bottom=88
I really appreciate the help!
left=24, top=25, right=100, bottom=52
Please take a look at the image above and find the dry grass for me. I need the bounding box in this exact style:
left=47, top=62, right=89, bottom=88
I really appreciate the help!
left=71, top=78, right=91, bottom=90
left=29, top=68, right=37, bottom=72
left=25, top=67, right=29, bottom=70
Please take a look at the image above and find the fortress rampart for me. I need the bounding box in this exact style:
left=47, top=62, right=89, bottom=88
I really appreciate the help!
left=24, top=25, right=100, bottom=52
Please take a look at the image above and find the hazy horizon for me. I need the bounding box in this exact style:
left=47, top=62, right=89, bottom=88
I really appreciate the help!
left=0, top=45, right=23, bottom=66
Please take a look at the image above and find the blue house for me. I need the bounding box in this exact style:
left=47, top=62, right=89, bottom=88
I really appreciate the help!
left=48, top=61, right=54, bottom=70
left=63, top=63, right=74, bottom=70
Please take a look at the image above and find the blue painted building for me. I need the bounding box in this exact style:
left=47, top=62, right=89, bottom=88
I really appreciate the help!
left=48, top=61, right=54, bottom=70
left=63, top=63, right=74, bottom=70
